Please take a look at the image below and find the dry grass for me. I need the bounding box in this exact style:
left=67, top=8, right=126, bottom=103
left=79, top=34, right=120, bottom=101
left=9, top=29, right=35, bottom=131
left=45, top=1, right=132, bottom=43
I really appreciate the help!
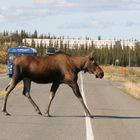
left=102, top=66, right=140, bottom=82
left=0, top=64, right=7, bottom=74
left=102, top=66, right=140, bottom=100
left=124, top=81, right=140, bottom=99
left=0, top=46, right=8, bottom=73
left=0, top=50, right=7, bottom=64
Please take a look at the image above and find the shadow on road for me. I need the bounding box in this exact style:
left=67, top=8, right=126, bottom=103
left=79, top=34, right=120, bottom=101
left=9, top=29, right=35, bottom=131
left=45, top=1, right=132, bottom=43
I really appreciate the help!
left=94, top=115, right=140, bottom=119
left=50, top=115, right=140, bottom=120
left=2, top=113, right=140, bottom=120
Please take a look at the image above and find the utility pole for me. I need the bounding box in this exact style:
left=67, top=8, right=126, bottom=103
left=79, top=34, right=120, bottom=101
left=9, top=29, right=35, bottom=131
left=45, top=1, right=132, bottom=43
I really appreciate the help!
left=128, top=46, right=131, bottom=67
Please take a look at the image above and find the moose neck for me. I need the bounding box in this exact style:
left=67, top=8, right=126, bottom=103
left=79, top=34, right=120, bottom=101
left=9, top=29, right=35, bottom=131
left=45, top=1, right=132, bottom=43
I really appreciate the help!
left=71, top=56, right=88, bottom=72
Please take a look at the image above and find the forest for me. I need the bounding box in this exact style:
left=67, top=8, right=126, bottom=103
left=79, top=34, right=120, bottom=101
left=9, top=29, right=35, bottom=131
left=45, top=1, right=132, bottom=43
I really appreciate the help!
left=0, top=30, right=140, bottom=66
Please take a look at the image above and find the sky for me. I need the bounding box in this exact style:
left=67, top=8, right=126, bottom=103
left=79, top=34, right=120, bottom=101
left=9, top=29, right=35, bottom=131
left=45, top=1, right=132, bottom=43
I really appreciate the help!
left=0, top=0, right=140, bottom=40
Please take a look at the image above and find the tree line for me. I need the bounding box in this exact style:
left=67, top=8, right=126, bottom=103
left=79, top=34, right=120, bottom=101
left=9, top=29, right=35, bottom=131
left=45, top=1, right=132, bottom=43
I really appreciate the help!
left=55, top=41, right=140, bottom=67
left=0, top=30, right=140, bottom=66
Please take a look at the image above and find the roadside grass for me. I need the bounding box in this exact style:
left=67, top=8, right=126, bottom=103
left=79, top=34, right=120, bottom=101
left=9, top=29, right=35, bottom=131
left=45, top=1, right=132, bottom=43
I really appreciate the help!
left=124, top=82, right=140, bottom=99
left=0, top=64, right=7, bottom=74
left=102, top=66, right=140, bottom=99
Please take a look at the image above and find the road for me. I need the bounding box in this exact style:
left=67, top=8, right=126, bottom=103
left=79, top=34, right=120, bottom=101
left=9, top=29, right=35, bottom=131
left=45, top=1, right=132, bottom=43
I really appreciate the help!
left=0, top=73, right=140, bottom=140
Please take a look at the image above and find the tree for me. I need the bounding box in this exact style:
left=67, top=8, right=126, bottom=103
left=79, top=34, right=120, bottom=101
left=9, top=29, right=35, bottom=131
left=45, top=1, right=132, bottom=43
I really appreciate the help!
left=31, top=39, right=36, bottom=48
left=98, top=36, right=101, bottom=40
left=134, top=42, right=140, bottom=66
left=32, top=30, right=38, bottom=38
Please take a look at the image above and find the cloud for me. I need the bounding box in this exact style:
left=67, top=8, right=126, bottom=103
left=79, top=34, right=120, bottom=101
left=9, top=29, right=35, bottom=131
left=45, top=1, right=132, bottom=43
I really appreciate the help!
left=0, top=6, right=50, bottom=23
left=1, top=0, right=140, bottom=24
left=34, top=0, right=76, bottom=8
left=125, top=21, right=140, bottom=27
left=63, top=19, right=110, bottom=30
left=0, top=0, right=76, bottom=23
left=73, top=0, right=140, bottom=11
left=89, top=20, right=108, bottom=28
left=32, top=0, right=140, bottom=15
left=0, top=14, right=5, bottom=22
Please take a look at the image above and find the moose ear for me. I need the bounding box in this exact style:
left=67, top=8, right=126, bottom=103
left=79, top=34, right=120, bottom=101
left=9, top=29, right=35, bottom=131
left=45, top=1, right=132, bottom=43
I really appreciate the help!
left=88, top=51, right=95, bottom=60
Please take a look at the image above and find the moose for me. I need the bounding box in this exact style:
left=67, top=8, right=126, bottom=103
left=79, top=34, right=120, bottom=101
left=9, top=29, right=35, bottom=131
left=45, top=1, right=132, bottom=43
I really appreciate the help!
left=2, top=52, right=104, bottom=117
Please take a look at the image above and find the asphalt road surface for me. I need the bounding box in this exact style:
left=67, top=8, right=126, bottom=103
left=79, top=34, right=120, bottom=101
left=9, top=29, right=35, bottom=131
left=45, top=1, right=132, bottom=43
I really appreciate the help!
left=0, top=73, right=140, bottom=140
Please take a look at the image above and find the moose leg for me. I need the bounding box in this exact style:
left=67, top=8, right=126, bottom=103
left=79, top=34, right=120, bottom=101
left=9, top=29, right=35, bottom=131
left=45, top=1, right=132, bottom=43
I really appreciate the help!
left=2, top=79, right=18, bottom=116
left=5, top=79, right=12, bottom=91
left=23, top=78, right=42, bottom=115
left=44, top=83, right=59, bottom=117
left=69, top=82, right=92, bottom=117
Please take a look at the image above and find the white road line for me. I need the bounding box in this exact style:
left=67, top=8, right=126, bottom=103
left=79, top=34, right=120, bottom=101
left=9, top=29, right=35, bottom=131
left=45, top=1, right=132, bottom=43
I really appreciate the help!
left=80, top=72, right=94, bottom=140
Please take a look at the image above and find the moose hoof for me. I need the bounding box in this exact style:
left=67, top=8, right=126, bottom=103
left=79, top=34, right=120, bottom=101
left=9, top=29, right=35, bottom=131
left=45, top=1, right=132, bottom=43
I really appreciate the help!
left=86, top=114, right=93, bottom=118
left=2, top=111, right=11, bottom=116
left=37, top=111, right=42, bottom=115
left=44, top=113, right=52, bottom=117
left=6, top=113, right=11, bottom=116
